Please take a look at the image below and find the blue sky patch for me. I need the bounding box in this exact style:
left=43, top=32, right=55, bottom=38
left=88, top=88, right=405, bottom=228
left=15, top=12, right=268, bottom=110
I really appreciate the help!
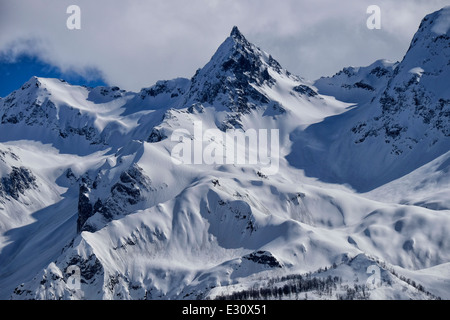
left=0, top=54, right=107, bottom=97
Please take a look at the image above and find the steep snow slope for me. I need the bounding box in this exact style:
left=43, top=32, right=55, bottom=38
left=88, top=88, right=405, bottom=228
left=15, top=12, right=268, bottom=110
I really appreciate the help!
left=8, top=159, right=449, bottom=299
left=289, top=6, right=450, bottom=192
left=366, top=151, right=450, bottom=210
left=1, top=8, right=449, bottom=301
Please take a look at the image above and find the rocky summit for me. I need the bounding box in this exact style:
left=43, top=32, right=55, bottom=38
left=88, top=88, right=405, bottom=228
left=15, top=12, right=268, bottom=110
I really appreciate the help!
left=0, top=8, right=449, bottom=300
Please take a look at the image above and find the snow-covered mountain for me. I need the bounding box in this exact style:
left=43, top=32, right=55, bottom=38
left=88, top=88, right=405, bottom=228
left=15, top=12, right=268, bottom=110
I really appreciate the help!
left=0, top=7, right=449, bottom=300
left=314, top=59, right=399, bottom=104
left=289, top=7, right=450, bottom=192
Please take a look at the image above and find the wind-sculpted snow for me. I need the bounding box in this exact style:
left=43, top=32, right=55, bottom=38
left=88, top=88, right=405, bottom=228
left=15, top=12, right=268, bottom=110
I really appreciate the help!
left=1, top=9, right=450, bottom=300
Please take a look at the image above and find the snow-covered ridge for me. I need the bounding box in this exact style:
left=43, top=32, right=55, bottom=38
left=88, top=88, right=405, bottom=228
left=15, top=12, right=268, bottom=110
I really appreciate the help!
left=0, top=10, right=449, bottom=300
left=290, top=6, right=450, bottom=192
left=314, top=59, right=398, bottom=104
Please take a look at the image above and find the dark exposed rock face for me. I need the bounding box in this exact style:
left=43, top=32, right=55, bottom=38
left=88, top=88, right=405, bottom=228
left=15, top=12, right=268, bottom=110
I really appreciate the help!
left=140, top=80, right=187, bottom=100
left=66, top=254, right=103, bottom=284
left=110, top=165, right=152, bottom=206
left=0, top=166, right=37, bottom=201
left=59, top=126, right=101, bottom=144
left=147, top=127, right=167, bottom=143
left=12, top=253, right=104, bottom=299
left=243, top=251, right=282, bottom=268
left=186, top=27, right=288, bottom=117
left=76, top=164, right=154, bottom=233
left=351, top=79, right=450, bottom=153
left=293, top=85, right=319, bottom=97
left=350, top=8, right=450, bottom=151
left=179, top=26, right=300, bottom=132
left=353, top=81, right=375, bottom=91
left=77, top=184, right=93, bottom=233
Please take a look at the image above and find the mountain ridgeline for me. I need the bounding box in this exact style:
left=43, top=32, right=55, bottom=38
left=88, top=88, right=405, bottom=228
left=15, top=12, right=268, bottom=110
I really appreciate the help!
left=0, top=7, right=449, bottom=300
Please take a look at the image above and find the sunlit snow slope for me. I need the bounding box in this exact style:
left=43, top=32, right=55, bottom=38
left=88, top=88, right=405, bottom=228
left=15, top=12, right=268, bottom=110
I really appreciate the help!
left=0, top=8, right=449, bottom=300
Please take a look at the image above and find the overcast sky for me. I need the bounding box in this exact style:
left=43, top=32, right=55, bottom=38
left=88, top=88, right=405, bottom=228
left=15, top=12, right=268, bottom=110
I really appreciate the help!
left=0, top=0, right=448, bottom=92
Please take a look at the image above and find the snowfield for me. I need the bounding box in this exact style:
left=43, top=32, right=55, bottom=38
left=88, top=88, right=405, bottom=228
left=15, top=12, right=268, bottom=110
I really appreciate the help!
left=0, top=8, right=449, bottom=300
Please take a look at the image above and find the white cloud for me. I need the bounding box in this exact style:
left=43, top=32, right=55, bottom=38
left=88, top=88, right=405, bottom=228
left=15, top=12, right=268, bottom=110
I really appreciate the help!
left=0, top=0, right=448, bottom=91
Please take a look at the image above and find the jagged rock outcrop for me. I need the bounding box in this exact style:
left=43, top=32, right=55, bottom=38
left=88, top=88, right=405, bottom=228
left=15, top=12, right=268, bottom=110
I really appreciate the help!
left=0, top=166, right=37, bottom=201
left=76, top=164, right=154, bottom=233
left=77, top=184, right=94, bottom=233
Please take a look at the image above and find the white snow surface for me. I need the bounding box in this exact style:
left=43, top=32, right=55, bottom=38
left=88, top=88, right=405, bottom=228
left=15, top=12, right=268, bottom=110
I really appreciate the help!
left=0, top=10, right=449, bottom=300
